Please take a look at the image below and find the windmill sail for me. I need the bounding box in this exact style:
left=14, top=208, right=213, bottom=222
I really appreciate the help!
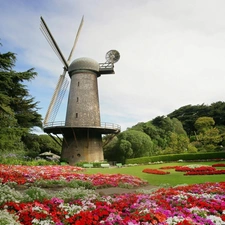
left=40, top=16, right=68, bottom=69
left=43, top=73, right=69, bottom=125
left=40, top=16, right=84, bottom=125
left=67, top=16, right=84, bottom=64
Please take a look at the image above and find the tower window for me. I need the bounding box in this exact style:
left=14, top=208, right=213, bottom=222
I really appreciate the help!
left=78, top=82, right=80, bottom=86
left=77, top=97, right=79, bottom=102
left=76, top=113, right=78, bottom=118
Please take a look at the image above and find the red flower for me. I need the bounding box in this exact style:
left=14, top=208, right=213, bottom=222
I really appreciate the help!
left=142, top=168, right=170, bottom=175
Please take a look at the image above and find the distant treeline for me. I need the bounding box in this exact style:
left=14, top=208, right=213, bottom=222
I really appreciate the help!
left=104, top=102, right=225, bottom=163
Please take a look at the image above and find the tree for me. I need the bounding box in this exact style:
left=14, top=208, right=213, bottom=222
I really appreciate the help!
left=130, top=117, right=189, bottom=154
left=194, top=117, right=222, bottom=152
left=103, top=136, right=118, bottom=161
left=209, top=101, right=225, bottom=126
left=168, top=104, right=209, bottom=135
left=167, top=133, right=189, bottom=154
left=22, top=133, right=40, bottom=157
left=142, top=121, right=167, bottom=152
left=0, top=43, right=42, bottom=154
left=171, top=118, right=187, bottom=135
left=152, top=116, right=174, bottom=133
left=104, top=130, right=153, bottom=163
left=117, top=130, right=153, bottom=158
left=194, top=117, right=215, bottom=134
left=168, top=102, right=225, bottom=136
left=38, top=135, right=61, bottom=155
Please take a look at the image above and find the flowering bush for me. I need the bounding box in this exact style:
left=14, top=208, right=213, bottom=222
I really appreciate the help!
left=142, top=168, right=170, bottom=175
left=0, top=182, right=225, bottom=224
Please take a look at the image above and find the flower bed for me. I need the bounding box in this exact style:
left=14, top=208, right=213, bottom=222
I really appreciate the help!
left=0, top=164, right=147, bottom=188
left=175, top=165, right=215, bottom=172
left=212, top=163, right=225, bottom=167
left=0, top=182, right=225, bottom=224
left=184, top=169, right=225, bottom=175
left=159, top=166, right=179, bottom=170
left=142, top=168, right=170, bottom=175
left=174, top=164, right=225, bottom=175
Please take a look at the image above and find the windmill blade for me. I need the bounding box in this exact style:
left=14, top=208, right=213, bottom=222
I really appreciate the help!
left=43, top=71, right=69, bottom=125
left=40, top=16, right=69, bottom=69
left=67, top=16, right=84, bottom=64
left=48, top=76, right=69, bottom=123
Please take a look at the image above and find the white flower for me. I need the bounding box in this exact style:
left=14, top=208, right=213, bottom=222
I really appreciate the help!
left=166, top=216, right=184, bottom=225
left=206, top=215, right=224, bottom=225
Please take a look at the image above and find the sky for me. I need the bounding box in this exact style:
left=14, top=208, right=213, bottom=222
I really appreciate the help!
left=1, top=0, right=225, bottom=133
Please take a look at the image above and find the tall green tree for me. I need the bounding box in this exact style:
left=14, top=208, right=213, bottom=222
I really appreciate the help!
left=0, top=43, right=42, bottom=153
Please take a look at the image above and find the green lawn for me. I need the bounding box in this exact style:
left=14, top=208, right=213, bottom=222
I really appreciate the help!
left=84, top=161, right=225, bottom=186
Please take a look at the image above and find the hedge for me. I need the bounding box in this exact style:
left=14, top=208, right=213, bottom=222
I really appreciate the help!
left=125, top=152, right=225, bottom=164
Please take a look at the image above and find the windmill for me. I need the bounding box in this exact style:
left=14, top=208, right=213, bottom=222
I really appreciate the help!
left=40, top=16, right=121, bottom=164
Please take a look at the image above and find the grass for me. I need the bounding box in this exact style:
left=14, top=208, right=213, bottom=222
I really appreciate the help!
left=84, top=161, right=225, bottom=186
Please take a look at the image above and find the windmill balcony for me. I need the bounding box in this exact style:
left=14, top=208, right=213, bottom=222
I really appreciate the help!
left=43, top=121, right=121, bottom=135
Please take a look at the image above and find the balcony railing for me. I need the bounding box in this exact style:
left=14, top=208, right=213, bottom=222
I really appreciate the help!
left=43, top=121, right=121, bottom=130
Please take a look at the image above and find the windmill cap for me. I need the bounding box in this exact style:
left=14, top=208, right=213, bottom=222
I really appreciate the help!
left=68, top=57, right=99, bottom=74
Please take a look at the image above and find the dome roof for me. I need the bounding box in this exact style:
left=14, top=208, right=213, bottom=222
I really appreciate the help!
left=68, top=57, right=99, bottom=73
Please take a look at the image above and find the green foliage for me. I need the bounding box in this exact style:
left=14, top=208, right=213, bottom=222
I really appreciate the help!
left=32, top=178, right=94, bottom=190
left=168, top=102, right=225, bottom=136
left=171, top=118, right=187, bottom=135
left=22, top=133, right=40, bottom=157
left=0, top=182, right=23, bottom=205
left=194, top=117, right=223, bottom=152
left=24, top=186, right=48, bottom=202
left=187, top=143, right=198, bottom=153
left=0, top=42, right=42, bottom=155
left=0, top=181, right=97, bottom=206
left=166, top=133, right=189, bottom=154
left=168, top=104, right=209, bottom=135
left=55, top=188, right=97, bottom=203
left=104, top=130, right=154, bottom=163
left=194, top=117, right=215, bottom=133
left=0, top=153, right=57, bottom=165
left=38, top=134, right=61, bottom=155
left=152, top=116, right=174, bottom=133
